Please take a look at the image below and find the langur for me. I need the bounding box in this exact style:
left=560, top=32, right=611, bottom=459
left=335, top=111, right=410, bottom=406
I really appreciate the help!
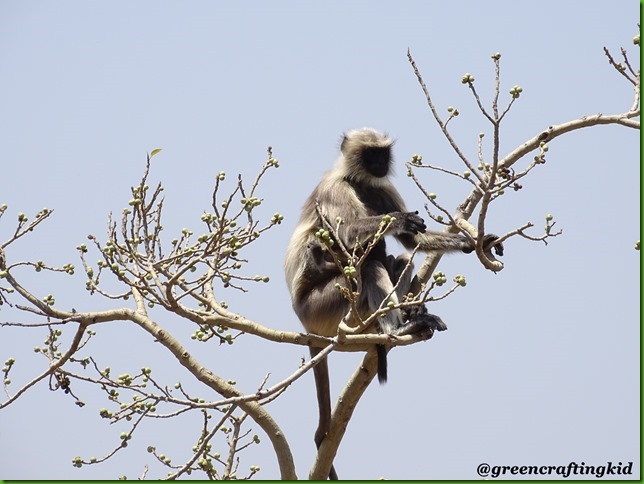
left=284, top=128, right=503, bottom=479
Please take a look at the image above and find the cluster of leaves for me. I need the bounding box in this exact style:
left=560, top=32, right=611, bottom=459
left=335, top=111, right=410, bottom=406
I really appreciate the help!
left=65, top=358, right=264, bottom=479
left=75, top=150, right=283, bottom=318
left=0, top=148, right=286, bottom=479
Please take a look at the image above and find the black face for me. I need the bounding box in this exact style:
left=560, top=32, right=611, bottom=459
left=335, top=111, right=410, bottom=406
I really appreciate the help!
left=361, top=147, right=391, bottom=178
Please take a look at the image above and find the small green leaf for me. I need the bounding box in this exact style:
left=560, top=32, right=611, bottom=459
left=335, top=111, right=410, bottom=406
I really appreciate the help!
left=150, top=148, right=163, bottom=157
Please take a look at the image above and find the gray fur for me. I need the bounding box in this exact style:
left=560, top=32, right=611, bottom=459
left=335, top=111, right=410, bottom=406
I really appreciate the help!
left=284, top=128, right=484, bottom=339
left=284, top=128, right=501, bottom=480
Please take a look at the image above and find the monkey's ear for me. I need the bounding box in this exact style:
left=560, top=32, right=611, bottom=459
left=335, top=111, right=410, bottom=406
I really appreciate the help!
left=340, top=134, right=350, bottom=154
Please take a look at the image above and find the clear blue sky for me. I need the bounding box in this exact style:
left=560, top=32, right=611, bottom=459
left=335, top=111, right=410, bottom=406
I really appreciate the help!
left=0, top=1, right=639, bottom=480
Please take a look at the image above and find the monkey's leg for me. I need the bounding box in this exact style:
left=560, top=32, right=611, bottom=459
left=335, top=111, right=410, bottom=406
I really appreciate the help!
left=385, top=253, right=413, bottom=299
left=361, top=260, right=405, bottom=334
left=296, top=273, right=351, bottom=338
left=310, top=346, right=339, bottom=480
left=360, top=260, right=406, bottom=383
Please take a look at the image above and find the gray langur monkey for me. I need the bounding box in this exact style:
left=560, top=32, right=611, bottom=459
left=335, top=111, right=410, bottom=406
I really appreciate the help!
left=284, top=128, right=503, bottom=480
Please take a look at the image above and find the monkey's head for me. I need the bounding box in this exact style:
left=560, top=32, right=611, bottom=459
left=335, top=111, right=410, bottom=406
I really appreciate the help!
left=340, top=128, right=394, bottom=181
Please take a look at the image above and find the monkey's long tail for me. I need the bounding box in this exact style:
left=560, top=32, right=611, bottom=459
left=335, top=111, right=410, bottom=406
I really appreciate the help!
left=376, top=345, right=388, bottom=384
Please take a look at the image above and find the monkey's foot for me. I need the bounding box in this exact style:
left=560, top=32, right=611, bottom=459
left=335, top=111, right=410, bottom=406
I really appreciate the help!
left=395, top=306, right=447, bottom=336
left=403, top=304, right=448, bottom=330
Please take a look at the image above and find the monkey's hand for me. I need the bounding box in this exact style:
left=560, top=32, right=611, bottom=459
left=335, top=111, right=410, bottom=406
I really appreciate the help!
left=462, top=233, right=504, bottom=256
left=483, top=234, right=504, bottom=257
left=390, top=211, right=427, bottom=235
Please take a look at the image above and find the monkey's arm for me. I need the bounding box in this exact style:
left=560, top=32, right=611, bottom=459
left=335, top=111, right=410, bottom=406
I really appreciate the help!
left=397, top=230, right=472, bottom=252
left=396, top=230, right=504, bottom=256
left=339, top=211, right=425, bottom=248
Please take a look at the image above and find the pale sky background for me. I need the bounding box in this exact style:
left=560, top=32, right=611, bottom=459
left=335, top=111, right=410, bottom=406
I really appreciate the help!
left=0, top=1, right=640, bottom=480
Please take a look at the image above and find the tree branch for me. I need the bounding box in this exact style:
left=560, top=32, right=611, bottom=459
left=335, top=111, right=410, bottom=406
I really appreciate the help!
left=128, top=310, right=298, bottom=479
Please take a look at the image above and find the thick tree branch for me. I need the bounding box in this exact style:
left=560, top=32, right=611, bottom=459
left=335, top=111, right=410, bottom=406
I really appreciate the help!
left=127, top=310, right=298, bottom=479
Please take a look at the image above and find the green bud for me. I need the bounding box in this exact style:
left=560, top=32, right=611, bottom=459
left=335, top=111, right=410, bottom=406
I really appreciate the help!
left=343, top=266, right=358, bottom=278
left=461, top=73, right=475, bottom=84
left=454, top=275, right=467, bottom=287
